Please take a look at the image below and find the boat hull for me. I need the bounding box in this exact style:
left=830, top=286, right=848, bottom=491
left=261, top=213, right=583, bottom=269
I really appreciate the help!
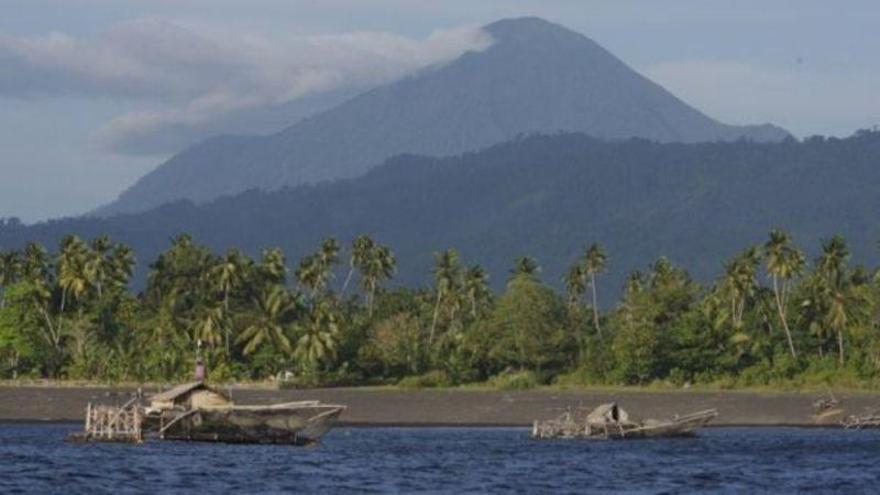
left=155, top=404, right=345, bottom=445
left=532, top=408, right=717, bottom=440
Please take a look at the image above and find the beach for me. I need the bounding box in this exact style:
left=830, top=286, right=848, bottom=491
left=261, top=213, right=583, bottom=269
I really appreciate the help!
left=1, top=384, right=877, bottom=426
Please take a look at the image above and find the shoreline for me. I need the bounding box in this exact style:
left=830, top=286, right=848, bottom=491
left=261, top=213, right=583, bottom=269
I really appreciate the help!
left=2, top=385, right=879, bottom=427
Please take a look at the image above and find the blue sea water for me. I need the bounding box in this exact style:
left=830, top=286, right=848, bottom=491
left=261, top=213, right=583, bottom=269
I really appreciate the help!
left=1, top=425, right=879, bottom=494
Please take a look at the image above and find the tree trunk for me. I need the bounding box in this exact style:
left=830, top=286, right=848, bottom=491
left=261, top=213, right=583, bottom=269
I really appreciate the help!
left=429, top=290, right=443, bottom=345
left=772, top=276, right=798, bottom=359
left=223, top=288, right=230, bottom=356
left=340, top=266, right=355, bottom=296
left=837, top=328, right=845, bottom=366
left=590, top=273, right=602, bottom=338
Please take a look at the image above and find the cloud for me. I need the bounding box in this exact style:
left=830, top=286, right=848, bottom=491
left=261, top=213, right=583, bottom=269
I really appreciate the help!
left=0, top=18, right=492, bottom=155
left=644, top=60, right=880, bottom=137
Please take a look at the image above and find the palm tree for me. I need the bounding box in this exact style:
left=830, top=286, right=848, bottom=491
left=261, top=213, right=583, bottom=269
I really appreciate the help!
left=361, top=244, right=395, bottom=316
left=563, top=262, right=586, bottom=308
left=57, top=235, right=90, bottom=314
left=296, top=238, right=341, bottom=298
left=814, top=235, right=867, bottom=365
left=259, top=248, right=287, bottom=285
left=317, top=238, right=340, bottom=286
left=763, top=229, right=805, bottom=359
left=721, top=246, right=761, bottom=329
left=21, top=242, right=50, bottom=283
left=208, top=249, right=244, bottom=353
left=85, top=235, right=112, bottom=299
left=463, top=265, right=490, bottom=319
left=190, top=302, right=225, bottom=349
left=23, top=280, right=65, bottom=376
left=510, top=256, right=540, bottom=279
left=430, top=249, right=461, bottom=344
left=295, top=300, right=340, bottom=372
left=0, top=250, right=21, bottom=308
left=295, top=254, right=321, bottom=295
left=108, top=244, right=136, bottom=293
left=236, top=285, right=297, bottom=355
left=583, top=243, right=607, bottom=337
left=341, top=235, right=374, bottom=296
left=624, top=270, right=644, bottom=296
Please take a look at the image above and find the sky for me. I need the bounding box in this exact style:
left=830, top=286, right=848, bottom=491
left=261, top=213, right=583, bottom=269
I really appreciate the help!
left=2, top=0, right=879, bottom=223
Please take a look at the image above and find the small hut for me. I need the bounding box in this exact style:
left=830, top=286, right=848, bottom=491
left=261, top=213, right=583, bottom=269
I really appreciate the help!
left=148, top=381, right=232, bottom=412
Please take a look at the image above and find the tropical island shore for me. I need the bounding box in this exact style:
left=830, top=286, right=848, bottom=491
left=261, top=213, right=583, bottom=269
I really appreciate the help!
left=2, top=384, right=878, bottom=426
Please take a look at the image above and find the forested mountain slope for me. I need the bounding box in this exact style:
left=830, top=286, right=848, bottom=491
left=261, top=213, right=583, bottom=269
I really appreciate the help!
left=3, top=131, right=878, bottom=299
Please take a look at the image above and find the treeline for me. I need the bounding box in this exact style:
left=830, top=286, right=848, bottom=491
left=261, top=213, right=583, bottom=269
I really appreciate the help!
left=0, top=230, right=878, bottom=388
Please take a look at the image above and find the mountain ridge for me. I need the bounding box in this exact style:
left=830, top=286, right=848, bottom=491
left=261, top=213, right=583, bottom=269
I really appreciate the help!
left=97, top=16, right=789, bottom=216
left=7, top=130, right=878, bottom=301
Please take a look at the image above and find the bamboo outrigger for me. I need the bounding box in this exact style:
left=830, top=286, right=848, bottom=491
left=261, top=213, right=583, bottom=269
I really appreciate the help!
left=532, top=403, right=717, bottom=440
left=68, top=381, right=346, bottom=445
left=67, top=395, right=144, bottom=443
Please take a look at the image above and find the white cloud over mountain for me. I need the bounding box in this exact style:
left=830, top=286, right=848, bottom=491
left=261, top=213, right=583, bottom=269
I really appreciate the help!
left=0, top=18, right=492, bottom=155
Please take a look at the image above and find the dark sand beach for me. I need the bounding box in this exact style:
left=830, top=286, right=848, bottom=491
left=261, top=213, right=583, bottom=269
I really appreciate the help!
left=1, top=385, right=878, bottom=426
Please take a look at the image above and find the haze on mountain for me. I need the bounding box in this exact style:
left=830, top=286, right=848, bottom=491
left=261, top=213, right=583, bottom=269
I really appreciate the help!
left=97, top=17, right=788, bottom=216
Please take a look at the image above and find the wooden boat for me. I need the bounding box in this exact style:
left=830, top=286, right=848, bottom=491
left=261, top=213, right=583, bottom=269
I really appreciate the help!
left=842, top=409, right=880, bottom=429
left=143, top=381, right=346, bottom=445
left=532, top=402, right=717, bottom=440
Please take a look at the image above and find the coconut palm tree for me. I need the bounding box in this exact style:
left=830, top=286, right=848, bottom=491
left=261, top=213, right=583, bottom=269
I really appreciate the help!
left=295, top=299, right=340, bottom=372
left=296, top=238, right=341, bottom=298
left=190, top=302, right=225, bottom=349
left=721, top=246, right=761, bottom=329
left=583, top=243, right=607, bottom=337
left=207, top=249, right=244, bottom=353
left=624, top=270, right=645, bottom=296
left=563, top=262, right=586, bottom=309
left=85, top=235, right=112, bottom=299
left=463, top=264, right=491, bottom=319
left=237, top=285, right=297, bottom=355
left=21, top=242, right=50, bottom=283
left=317, top=238, right=340, bottom=283
left=812, top=235, right=870, bottom=365
left=361, top=244, right=395, bottom=316
left=430, top=249, right=461, bottom=344
left=57, top=235, right=90, bottom=314
left=259, top=248, right=287, bottom=285
left=341, top=235, right=374, bottom=296
left=108, top=244, right=136, bottom=293
left=763, top=229, right=805, bottom=359
left=510, top=256, right=540, bottom=279
left=295, top=254, right=321, bottom=295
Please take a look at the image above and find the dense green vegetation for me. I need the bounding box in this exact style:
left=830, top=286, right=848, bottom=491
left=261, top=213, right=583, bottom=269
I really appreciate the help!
left=3, top=131, right=880, bottom=301
left=2, top=230, right=879, bottom=389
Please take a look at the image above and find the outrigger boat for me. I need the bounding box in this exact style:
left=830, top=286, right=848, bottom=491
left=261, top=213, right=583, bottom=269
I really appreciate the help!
left=143, top=381, right=346, bottom=445
left=68, top=381, right=345, bottom=445
left=532, top=403, right=717, bottom=440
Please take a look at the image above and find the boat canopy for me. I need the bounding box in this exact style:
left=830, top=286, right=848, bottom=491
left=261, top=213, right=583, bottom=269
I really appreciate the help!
left=586, top=403, right=630, bottom=424
left=148, top=381, right=231, bottom=410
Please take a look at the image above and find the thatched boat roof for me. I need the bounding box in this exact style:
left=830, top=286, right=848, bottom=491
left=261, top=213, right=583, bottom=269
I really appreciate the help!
left=150, top=381, right=228, bottom=402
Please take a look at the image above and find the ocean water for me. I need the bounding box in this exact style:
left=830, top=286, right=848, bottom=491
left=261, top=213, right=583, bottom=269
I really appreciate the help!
left=1, top=425, right=879, bottom=494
